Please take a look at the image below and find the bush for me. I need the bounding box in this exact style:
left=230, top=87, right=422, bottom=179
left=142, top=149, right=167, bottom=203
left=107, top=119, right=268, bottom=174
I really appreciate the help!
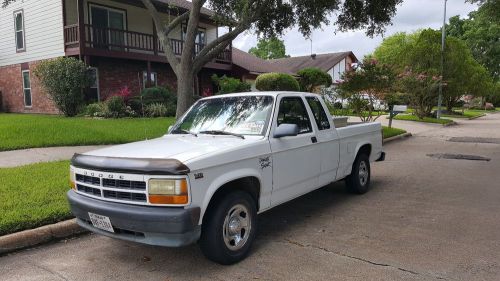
left=33, top=57, right=91, bottom=116
left=146, top=103, right=167, bottom=117
left=255, top=73, right=300, bottom=91
left=211, top=75, right=251, bottom=94
left=84, top=103, right=106, bottom=117
left=129, top=87, right=176, bottom=116
left=296, top=67, right=332, bottom=92
left=106, top=96, right=126, bottom=118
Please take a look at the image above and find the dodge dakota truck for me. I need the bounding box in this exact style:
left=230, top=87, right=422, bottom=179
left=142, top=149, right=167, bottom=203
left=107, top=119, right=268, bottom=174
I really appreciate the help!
left=67, top=91, right=384, bottom=264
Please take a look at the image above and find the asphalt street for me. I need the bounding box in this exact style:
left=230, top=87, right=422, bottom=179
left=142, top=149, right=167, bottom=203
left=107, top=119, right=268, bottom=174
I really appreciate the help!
left=1, top=114, right=500, bottom=281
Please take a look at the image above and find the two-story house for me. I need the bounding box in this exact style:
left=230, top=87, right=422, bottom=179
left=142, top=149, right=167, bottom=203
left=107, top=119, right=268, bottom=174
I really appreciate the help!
left=0, top=0, right=232, bottom=113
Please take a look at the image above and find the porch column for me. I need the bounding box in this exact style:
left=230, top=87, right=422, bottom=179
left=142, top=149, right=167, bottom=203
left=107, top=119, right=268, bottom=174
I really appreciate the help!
left=77, top=0, right=85, bottom=56
left=146, top=61, right=152, bottom=88
left=153, top=21, right=158, bottom=56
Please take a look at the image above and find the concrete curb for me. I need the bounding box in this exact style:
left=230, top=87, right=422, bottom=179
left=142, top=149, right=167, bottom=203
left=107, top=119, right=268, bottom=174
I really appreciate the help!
left=0, top=218, right=87, bottom=255
left=468, top=114, right=486, bottom=120
left=443, top=121, right=458, bottom=127
left=383, top=132, right=412, bottom=144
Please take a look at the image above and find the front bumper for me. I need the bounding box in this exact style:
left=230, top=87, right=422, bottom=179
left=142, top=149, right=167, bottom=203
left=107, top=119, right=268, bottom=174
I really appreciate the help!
left=67, top=190, right=200, bottom=247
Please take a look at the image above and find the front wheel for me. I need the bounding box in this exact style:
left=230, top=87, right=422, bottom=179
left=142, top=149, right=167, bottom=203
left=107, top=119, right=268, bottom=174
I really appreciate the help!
left=346, top=153, right=371, bottom=194
left=199, top=191, right=257, bottom=264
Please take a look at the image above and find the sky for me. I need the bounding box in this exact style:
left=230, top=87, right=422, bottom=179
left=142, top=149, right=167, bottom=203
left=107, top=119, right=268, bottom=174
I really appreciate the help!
left=232, top=0, right=479, bottom=59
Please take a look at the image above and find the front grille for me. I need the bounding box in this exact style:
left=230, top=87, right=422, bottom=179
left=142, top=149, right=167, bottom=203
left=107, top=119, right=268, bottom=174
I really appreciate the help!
left=102, top=178, right=146, bottom=190
left=103, top=190, right=147, bottom=202
left=77, top=184, right=101, bottom=196
left=76, top=174, right=100, bottom=185
left=75, top=172, right=148, bottom=205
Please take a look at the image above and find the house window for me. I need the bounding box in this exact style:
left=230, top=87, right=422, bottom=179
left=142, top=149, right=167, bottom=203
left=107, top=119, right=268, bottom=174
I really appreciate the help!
left=181, top=24, right=206, bottom=53
left=86, top=67, right=100, bottom=102
left=142, top=71, right=157, bottom=88
left=89, top=4, right=126, bottom=50
left=22, top=70, right=32, bottom=107
left=14, top=10, right=25, bottom=51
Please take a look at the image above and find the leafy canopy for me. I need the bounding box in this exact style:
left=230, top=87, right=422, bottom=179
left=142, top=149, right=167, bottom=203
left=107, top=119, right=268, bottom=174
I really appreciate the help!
left=296, top=67, right=332, bottom=92
left=255, top=73, right=300, bottom=91
left=249, top=36, right=288, bottom=60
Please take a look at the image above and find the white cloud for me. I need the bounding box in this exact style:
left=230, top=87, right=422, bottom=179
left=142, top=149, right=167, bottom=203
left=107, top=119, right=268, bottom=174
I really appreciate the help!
left=232, top=0, right=478, bottom=59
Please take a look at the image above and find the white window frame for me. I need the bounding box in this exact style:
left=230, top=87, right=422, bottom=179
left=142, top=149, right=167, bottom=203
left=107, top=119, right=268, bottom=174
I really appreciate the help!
left=22, top=70, right=32, bottom=108
left=14, top=9, right=26, bottom=52
left=89, top=67, right=100, bottom=101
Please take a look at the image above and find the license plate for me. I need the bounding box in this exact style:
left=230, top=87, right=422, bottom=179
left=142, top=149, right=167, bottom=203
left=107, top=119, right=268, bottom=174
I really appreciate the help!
left=88, top=212, right=114, bottom=233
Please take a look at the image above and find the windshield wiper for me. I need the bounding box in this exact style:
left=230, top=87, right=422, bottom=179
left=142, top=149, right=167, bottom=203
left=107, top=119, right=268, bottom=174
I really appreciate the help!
left=171, top=129, right=197, bottom=137
left=199, top=130, right=245, bottom=139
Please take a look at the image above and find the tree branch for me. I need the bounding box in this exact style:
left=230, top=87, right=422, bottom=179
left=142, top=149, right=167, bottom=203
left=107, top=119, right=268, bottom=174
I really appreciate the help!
left=180, top=0, right=204, bottom=65
left=165, top=11, right=189, bottom=35
left=141, top=0, right=180, bottom=75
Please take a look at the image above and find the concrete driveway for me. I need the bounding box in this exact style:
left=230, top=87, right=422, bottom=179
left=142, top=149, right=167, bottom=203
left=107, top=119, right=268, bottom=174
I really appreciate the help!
left=1, top=114, right=500, bottom=281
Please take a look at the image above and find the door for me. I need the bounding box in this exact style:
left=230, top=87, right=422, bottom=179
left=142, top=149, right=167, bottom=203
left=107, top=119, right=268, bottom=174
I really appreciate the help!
left=269, top=95, right=322, bottom=206
left=90, top=6, right=126, bottom=50
left=306, top=96, right=340, bottom=186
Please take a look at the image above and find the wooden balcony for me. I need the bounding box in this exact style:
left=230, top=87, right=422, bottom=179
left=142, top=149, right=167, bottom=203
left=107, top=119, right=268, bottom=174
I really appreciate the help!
left=63, top=24, right=232, bottom=69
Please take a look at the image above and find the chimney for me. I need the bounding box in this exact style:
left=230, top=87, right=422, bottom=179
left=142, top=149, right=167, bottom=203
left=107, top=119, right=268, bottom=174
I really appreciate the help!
left=311, top=54, right=317, bottom=59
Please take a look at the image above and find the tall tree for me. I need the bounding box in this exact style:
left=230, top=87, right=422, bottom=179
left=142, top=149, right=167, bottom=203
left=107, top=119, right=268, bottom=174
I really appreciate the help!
left=447, top=2, right=499, bottom=81
left=2, top=0, right=403, bottom=118
left=249, top=36, right=288, bottom=59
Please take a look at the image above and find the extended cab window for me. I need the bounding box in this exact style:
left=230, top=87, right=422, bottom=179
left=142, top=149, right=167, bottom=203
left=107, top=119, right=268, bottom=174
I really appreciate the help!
left=277, top=97, right=312, bottom=134
left=306, top=97, right=331, bottom=130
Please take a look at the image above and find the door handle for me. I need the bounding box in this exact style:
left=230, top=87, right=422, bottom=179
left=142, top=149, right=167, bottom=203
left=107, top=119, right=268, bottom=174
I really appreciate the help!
left=311, top=136, right=318, bottom=143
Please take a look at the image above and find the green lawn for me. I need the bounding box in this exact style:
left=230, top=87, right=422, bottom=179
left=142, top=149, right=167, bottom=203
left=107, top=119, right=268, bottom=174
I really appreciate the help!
left=393, top=114, right=453, bottom=125
left=441, top=110, right=485, bottom=119
left=0, top=114, right=176, bottom=151
left=382, top=126, right=407, bottom=139
left=0, top=161, right=72, bottom=236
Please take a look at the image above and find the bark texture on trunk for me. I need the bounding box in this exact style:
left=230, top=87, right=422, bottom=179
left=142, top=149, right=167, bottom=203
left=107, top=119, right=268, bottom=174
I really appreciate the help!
left=176, top=72, right=194, bottom=118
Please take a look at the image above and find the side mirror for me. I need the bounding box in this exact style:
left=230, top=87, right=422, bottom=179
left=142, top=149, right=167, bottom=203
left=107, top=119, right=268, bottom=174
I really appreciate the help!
left=274, top=124, right=299, bottom=138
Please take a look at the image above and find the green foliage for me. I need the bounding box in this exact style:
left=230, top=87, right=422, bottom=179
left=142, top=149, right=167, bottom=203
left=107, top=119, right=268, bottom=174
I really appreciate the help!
left=211, top=75, right=251, bottom=94
left=374, top=29, right=495, bottom=111
left=393, top=114, right=453, bottom=125
left=146, top=103, right=168, bottom=117
left=0, top=113, right=175, bottom=151
left=296, top=67, right=332, bottom=92
left=84, top=103, right=107, bottom=118
left=129, top=87, right=176, bottom=117
left=106, top=96, right=126, bottom=118
left=249, top=36, right=288, bottom=59
left=337, top=57, right=396, bottom=121
left=398, top=70, right=441, bottom=119
left=255, top=73, right=300, bottom=91
left=0, top=161, right=72, bottom=235
left=33, top=57, right=91, bottom=117
left=382, top=126, right=406, bottom=139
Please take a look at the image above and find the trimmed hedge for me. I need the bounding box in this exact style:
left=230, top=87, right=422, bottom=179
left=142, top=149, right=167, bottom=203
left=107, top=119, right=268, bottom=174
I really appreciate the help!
left=255, top=73, right=300, bottom=91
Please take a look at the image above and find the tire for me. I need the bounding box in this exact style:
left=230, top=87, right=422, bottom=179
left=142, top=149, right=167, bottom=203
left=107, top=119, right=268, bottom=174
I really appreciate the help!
left=345, top=153, right=371, bottom=194
left=199, top=191, right=257, bottom=265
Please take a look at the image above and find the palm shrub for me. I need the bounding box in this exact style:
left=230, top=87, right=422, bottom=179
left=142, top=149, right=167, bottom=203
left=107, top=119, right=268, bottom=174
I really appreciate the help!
left=33, top=57, right=91, bottom=116
left=106, top=96, right=126, bottom=118
left=255, top=73, right=300, bottom=91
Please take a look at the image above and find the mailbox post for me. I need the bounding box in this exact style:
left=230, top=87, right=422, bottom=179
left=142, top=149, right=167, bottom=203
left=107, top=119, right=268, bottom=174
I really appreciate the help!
left=389, top=105, right=408, bottom=128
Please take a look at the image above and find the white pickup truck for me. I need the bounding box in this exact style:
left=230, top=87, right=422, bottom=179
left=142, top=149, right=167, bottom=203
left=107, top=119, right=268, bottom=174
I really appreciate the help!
left=67, top=92, right=384, bottom=264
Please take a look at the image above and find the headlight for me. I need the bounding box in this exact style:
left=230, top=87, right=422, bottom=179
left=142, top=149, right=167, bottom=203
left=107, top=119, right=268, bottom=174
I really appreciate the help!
left=148, top=179, right=188, bottom=205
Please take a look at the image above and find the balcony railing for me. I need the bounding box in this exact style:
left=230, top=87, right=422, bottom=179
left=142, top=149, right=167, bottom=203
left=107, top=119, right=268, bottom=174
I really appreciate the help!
left=63, top=24, right=232, bottom=64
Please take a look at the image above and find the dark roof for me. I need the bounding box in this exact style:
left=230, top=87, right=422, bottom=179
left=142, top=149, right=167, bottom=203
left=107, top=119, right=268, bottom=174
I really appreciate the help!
left=269, top=52, right=357, bottom=73
left=231, top=48, right=293, bottom=74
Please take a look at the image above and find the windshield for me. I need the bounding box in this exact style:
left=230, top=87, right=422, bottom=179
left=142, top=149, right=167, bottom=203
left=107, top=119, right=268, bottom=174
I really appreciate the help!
left=170, top=95, right=274, bottom=136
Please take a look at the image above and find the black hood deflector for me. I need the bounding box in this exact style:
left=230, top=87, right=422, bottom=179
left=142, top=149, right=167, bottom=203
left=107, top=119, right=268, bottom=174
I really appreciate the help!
left=71, top=154, right=190, bottom=175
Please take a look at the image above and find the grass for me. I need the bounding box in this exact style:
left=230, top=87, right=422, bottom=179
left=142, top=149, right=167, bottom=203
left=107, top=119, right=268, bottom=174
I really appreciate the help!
left=441, top=110, right=485, bottom=119
left=393, top=114, right=453, bottom=125
left=0, top=161, right=72, bottom=236
left=0, top=114, right=176, bottom=151
left=382, top=126, right=407, bottom=139
left=331, top=109, right=388, bottom=117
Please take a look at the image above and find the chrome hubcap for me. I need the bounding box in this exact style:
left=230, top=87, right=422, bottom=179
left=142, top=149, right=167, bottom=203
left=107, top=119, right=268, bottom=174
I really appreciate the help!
left=359, top=161, right=368, bottom=186
left=223, top=204, right=251, bottom=251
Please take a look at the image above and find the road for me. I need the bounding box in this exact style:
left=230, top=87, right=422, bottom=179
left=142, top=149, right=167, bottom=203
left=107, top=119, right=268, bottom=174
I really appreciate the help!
left=1, top=114, right=500, bottom=281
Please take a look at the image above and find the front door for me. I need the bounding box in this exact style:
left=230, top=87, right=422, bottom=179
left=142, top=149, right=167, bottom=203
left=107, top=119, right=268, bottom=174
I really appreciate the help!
left=90, top=5, right=126, bottom=50
left=269, top=95, right=322, bottom=206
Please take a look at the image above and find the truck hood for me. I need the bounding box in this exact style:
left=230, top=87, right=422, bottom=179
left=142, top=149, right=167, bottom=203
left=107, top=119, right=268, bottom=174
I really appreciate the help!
left=83, top=134, right=261, bottom=163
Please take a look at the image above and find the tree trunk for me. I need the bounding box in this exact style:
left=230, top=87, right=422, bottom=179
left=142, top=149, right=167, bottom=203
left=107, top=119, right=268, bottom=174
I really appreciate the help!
left=176, top=70, right=194, bottom=119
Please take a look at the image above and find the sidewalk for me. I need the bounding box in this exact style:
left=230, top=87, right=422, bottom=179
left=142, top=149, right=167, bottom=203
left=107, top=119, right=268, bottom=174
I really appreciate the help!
left=0, top=145, right=107, bottom=168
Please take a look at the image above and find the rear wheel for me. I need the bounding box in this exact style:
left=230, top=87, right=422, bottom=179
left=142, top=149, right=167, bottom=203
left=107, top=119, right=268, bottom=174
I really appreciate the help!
left=346, top=153, right=371, bottom=194
left=199, top=191, right=257, bottom=265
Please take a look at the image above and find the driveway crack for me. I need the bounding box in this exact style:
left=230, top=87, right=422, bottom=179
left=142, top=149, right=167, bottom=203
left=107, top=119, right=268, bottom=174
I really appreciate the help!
left=281, top=238, right=447, bottom=280
left=25, top=258, right=70, bottom=281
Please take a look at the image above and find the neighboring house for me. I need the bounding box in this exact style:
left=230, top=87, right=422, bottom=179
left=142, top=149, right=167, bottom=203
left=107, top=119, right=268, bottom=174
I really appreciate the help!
left=0, top=0, right=232, bottom=113
left=269, top=52, right=358, bottom=83
left=231, top=48, right=358, bottom=90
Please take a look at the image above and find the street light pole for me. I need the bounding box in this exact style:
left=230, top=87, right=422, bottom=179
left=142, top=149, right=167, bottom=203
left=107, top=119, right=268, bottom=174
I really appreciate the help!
left=437, top=0, right=447, bottom=119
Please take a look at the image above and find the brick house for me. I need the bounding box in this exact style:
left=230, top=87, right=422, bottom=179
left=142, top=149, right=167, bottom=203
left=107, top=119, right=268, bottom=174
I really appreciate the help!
left=0, top=0, right=232, bottom=113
